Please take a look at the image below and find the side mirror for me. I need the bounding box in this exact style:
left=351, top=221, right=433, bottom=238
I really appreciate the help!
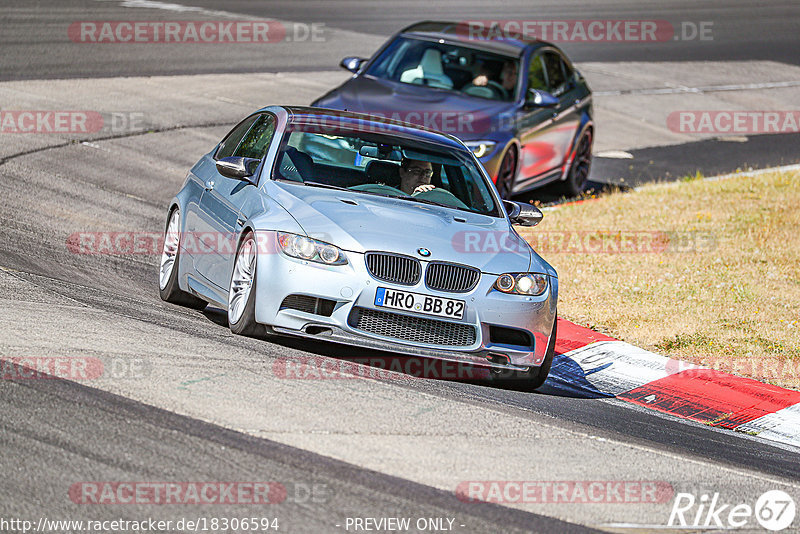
left=340, top=56, right=366, bottom=73
left=503, top=200, right=543, bottom=227
left=215, top=157, right=260, bottom=181
left=525, top=88, right=559, bottom=109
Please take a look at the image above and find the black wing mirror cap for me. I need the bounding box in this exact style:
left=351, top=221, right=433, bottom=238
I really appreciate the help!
left=503, top=200, right=543, bottom=227
left=215, top=157, right=260, bottom=181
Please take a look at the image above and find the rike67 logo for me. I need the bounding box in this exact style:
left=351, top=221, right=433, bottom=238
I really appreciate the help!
left=669, top=490, right=796, bottom=531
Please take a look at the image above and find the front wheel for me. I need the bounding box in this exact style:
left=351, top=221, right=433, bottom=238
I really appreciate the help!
left=228, top=232, right=265, bottom=337
left=561, top=131, right=593, bottom=197
left=158, top=208, right=207, bottom=310
left=488, top=315, right=557, bottom=391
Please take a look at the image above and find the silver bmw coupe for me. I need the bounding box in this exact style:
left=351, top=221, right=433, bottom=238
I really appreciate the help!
left=159, top=106, right=558, bottom=388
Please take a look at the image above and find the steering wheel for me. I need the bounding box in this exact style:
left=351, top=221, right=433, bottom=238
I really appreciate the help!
left=486, top=80, right=509, bottom=100
left=412, top=187, right=470, bottom=210
left=349, top=183, right=407, bottom=197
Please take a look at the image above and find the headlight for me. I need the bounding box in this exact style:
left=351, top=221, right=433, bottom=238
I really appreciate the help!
left=494, top=273, right=548, bottom=296
left=465, top=140, right=496, bottom=159
left=277, top=232, right=348, bottom=265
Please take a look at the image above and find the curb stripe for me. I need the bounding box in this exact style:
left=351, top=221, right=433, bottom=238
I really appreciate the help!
left=562, top=341, right=674, bottom=396
left=619, top=369, right=800, bottom=429
left=554, top=319, right=800, bottom=448
left=554, top=318, right=615, bottom=354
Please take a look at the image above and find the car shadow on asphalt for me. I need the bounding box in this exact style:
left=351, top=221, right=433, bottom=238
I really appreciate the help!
left=202, top=307, right=612, bottom=400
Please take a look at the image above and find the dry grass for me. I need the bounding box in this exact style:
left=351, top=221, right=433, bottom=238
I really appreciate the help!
left=518, top=169, right=800, bottom=389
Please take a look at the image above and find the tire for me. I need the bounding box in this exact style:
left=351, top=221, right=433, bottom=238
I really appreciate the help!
left=488, top=315, right=557, bottom=391
left=495, top=147, right=518, bottom=200
left=227, top=232, right=265, bottom=337
left=158, top=208, right=207, bottom=310
left=561, top=130, right=593, bottom=197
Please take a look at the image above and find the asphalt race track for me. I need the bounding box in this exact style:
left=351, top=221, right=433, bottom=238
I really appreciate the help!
left=0, top=1, right=799, bottom=532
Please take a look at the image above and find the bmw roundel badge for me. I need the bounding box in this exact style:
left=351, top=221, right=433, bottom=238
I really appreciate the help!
left=417, top=248, right=431, bottom=257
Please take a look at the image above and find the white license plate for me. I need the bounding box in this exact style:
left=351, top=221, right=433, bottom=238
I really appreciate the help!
left=374, top=287, right=465, bottom=320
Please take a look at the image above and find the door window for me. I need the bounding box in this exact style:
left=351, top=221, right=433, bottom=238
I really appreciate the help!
left=215, top=113, right=277, bottom=160
left=543, top=52, right=568, bottom=96
left=527, top=55, right=547, bottom=92
left=215, top=115, right=258, bottom=160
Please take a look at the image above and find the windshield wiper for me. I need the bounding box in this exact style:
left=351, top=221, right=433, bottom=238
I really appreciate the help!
left=301, top=181, right=350, bottom=191
left=394, top=195, right=441, bottom=206
left=298, top=181, right=479, bottom=214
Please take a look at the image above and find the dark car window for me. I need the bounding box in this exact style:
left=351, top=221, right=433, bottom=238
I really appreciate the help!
left=543, top=52, right=568, bottom=96
left=364, top=36, right=519, bottom=102
left=233, top=114, right=277, bottom=160
left=215, top=115, right=258, bottom=160
left=272, top=126, right=501, bottom=217
left=527, top=55, right=547, bottom=92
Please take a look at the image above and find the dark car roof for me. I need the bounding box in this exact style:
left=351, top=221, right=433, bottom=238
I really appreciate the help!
left=399, top=20, right=546, bottom=56
left=283, top=106, right=467, bottom=150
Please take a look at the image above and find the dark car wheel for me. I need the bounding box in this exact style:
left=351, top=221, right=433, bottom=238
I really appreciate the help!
left=488, top=315, right=557, bottom=391
left=495, top=147, right=517, bottom=200
left=158, top=208, right=207, bottom=310
left=561, top=130, right=593, bottom=197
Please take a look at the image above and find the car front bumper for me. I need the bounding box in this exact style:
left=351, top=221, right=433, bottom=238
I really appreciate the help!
left=254, top=232, right=557, bottom=371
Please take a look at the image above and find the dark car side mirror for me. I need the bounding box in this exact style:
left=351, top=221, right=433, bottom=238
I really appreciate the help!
left=215, top=157, right=260, bottom=182
left=503, top=200, right=543, bottom=227
left=524, top=88, right=559, bottom=109
left=340, top=56, right=366, bottom=73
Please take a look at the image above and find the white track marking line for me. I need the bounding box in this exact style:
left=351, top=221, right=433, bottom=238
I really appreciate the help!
left=595, top=80, right=800, bottom=97
left=98, top=0, right=245, bottom=19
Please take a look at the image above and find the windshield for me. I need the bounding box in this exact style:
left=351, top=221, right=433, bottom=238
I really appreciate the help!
left=364, top=37, right=520, bottom=102
left=272, top=124, right=501, bottom=217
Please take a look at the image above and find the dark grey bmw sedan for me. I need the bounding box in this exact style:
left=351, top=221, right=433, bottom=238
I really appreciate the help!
left=312, top=21, right=594, bottom=198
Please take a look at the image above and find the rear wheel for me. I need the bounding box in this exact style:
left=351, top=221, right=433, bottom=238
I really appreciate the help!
left=495, top=147, right=518, bottom=200
left=488, top=315, right=557, bottom=391
left=561, top=131, right=593, bottom=197
left=158, top=208, right=207, bottom=309
left=228, top=232, right=265, bottom=337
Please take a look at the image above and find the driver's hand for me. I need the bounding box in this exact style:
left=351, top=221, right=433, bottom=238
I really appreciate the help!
left=413, top=184, right=435, bottom=194
left=473, top=75, right=488, bottom=86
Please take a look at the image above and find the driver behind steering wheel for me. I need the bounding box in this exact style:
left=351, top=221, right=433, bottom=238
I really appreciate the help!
left=471, top=60, right=517, bottom=100
left=399, top=158, right=435, bottom=195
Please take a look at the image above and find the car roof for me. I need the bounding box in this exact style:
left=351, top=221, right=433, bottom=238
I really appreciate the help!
left=399, top=20, right=546, bottom=56
left=282, top=106, right=468, bottom=150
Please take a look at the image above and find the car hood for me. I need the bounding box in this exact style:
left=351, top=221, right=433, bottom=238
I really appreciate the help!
left=267, top=182, right=534, bottom=274
left=322, top=75, right=516, bottom=141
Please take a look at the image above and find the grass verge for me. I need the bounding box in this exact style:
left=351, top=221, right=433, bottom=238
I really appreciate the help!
left=518, top=169, right=800, bottom=390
